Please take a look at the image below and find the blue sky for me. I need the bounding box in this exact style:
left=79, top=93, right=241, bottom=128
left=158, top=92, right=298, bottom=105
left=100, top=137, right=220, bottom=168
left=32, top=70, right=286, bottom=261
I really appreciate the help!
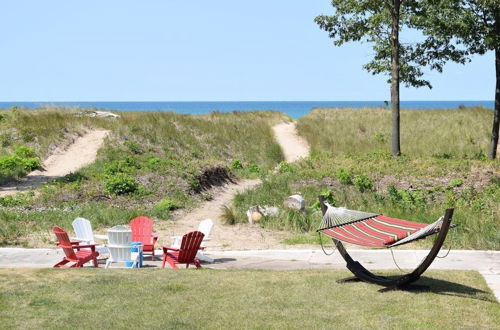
left=0, top=1, right=494, bottom=101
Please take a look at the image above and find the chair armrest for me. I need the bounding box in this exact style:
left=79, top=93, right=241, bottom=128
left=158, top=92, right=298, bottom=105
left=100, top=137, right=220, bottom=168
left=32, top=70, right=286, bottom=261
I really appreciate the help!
left=94, top=234, right=108, bottom=240
left=74, top=244, right=96, bottom=252
left=152, top=233, right=159, bottom=244
left=70, top=237, right=87, bottom=242
left=70, top=241, right=80, bottom=245
left=198, top=247, right=205, bottom=250
left=162, top=245, right=179, bottom=252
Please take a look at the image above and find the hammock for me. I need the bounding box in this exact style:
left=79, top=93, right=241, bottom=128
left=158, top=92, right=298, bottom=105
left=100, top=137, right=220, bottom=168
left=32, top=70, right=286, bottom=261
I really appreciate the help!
left=317, top=203, right=446, bottom=248
left=316, top=196, right=455, bottom=292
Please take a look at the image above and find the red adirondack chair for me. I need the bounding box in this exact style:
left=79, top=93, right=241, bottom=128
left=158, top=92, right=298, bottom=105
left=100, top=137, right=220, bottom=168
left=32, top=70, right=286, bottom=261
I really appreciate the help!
left=130, top=216, right=159, bottom=260
left=52, top=226, right=99, bottom=268
left=162, top=231, right=205, bottom=269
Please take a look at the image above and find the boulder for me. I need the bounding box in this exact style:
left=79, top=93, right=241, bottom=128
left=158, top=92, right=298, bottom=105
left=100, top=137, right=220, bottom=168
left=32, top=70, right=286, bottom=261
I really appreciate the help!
left=284, top=194, right=305, bottom=211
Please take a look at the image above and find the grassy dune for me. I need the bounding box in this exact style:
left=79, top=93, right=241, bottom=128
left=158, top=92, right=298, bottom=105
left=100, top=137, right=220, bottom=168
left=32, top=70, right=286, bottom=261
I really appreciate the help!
left=231, top=107, right=499, bottom=249
left=0, top=108, right=288, bottom=246
left=0, top=269, right=498, bottom=329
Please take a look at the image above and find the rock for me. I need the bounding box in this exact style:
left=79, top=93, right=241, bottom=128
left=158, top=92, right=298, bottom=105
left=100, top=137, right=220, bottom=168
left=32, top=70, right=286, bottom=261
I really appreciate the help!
left=251, top=212, right=262, bottom=222
left=284, top=194, right=305, bottom=211
left=261, top=206, right=279, bottom=217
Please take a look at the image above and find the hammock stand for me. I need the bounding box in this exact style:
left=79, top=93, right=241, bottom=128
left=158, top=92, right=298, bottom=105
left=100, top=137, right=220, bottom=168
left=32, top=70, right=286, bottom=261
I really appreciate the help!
left=317, top=196, right=454, bottom=292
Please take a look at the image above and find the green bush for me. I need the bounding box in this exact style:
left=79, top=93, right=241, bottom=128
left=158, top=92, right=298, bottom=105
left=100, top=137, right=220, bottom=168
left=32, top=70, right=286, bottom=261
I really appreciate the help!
left=231, top=159, right=243, bottom=170
left=104, top=173, right=139, bottom=195
left=151, top=199, right=180, bottom=218
left=278, top=161, right=295, bottom=173
left=448, top=178, right=464, bottom=188
left=335, top=168, right=353, bottom=185
left=353, top=174, right=373, bottom=192
left=248, top=163, right=261, bottom=174
left=13, top=146, right=37, bottom=158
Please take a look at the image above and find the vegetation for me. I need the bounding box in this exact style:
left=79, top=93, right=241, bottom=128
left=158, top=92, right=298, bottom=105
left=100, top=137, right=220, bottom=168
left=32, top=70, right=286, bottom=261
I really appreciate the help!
left=230, top=107, right=499, bottom=249
left=0, top=108, right=288, bottom=246
left=416, top=0, right=500, bottom=159
left=315, top=1, right=465, bottom=156
left=0, top=268, right=498, bottom=329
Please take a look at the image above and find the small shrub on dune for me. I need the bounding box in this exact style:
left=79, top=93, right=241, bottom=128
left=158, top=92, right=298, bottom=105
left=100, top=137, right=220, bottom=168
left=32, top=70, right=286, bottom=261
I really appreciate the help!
left=104, top=173, right=139, bottom=195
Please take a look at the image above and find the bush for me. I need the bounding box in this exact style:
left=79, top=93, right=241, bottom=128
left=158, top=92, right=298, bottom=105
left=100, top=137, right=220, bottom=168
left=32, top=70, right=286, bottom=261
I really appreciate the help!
left=278, top=161, right=295, bottom=173
left=104, top=173, right=139, bottom=195
left=335, top=168, right=353, bottom=185
left=231, top=159, right=243, bottom=170
left=248, top=163, right=261, bottom=174
left=448, top=178, right=464, bottom=188
left=353, top=174, right=373, bottom=192
left=151, top=199, right=180, bottom=218
left=13, top=146, right=37, bottom=158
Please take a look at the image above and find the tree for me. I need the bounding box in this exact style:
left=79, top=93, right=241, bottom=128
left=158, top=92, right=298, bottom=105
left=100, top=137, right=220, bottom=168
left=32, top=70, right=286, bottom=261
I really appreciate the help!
left=416, top=0, right=500, bottom=158
left=315, top=0, right=464, bottom=156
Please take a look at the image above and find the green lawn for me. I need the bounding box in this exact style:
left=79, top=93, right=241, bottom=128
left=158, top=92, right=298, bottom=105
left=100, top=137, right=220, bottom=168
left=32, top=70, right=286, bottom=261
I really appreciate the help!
left=0, top=269, right=498, bottom=329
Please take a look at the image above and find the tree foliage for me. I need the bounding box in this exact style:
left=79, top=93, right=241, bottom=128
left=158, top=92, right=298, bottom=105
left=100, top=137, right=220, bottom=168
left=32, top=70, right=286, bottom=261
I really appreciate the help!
left=315, top=0, right=466, bottom=89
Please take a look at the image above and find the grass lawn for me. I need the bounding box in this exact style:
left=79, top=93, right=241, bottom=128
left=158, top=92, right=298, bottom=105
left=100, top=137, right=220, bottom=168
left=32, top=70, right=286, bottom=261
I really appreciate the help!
left=0, top=269, right=498, bottom=329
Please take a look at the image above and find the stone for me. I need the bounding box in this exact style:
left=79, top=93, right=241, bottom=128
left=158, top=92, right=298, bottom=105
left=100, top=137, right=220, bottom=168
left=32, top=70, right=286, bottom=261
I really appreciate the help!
left=247, top=206, right=263, bottom=224
left=261, top=206, right=279, bottom=217
left=284, top=194, right=305, bottom=211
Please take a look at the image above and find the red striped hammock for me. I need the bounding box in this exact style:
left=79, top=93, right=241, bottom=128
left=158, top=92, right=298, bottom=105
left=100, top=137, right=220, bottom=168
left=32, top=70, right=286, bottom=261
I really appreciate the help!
left=317, top=205, right=445, bottom=248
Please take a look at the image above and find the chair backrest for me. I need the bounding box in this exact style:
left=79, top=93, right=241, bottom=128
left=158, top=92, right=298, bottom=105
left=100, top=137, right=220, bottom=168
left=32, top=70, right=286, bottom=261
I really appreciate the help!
left=108, top=225, right=132, bottom=245
left=53, top=226, right=77, bottom=260
left=107, top=225, right=132, bottom=262
left=130, top=216, right=153, bottom=244
left=72, top=217, right=94, bottom=244
left=177, top=231, right=204, bottom=263
left=197, top=219, right=213, bottom=239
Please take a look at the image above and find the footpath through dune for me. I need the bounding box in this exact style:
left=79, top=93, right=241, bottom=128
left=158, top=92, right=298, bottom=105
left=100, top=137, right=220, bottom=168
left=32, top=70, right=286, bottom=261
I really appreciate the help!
left=0, top=129, right=110, bottom=196
left=161, top=121, right=311, bottom=250
left=272, top=122, right=310, bottom=162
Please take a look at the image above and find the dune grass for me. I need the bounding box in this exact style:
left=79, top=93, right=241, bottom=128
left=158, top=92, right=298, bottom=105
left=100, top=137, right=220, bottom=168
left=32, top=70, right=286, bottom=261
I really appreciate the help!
left=0, top=268, right=498, bottom=329
left=298, top=107, right=493, bottom=158
left=0, top=108, right=289, bottom=246
left=230, top=107, right=499, bottom=250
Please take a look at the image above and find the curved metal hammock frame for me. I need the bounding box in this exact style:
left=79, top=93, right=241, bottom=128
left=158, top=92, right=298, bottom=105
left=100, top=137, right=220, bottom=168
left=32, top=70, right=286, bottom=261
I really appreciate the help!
left=317, top=196, right=454, bottom=292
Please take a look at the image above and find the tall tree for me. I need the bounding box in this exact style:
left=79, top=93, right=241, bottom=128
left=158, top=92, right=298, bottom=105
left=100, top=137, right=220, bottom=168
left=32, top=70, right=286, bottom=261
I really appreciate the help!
left=417, top=0, right=500, bottom=158
left=315, top=0, right=464, bottom=156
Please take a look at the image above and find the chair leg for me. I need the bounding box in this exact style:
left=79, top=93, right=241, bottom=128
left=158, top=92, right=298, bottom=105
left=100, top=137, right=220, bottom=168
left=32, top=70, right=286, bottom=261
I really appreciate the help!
left=162, top=254, right=167, bottom=269
left=194, top=260, right=201, bottom=269
left=53, top=259, right=70, bottom=268
left=93, top=256, right=99, bottom=268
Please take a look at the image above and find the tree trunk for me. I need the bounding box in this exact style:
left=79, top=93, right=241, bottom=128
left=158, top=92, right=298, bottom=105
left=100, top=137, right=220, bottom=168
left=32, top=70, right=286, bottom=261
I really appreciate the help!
left=390, top=0, right=401, bottom=157
left=488, top=47, right=500, bottom=159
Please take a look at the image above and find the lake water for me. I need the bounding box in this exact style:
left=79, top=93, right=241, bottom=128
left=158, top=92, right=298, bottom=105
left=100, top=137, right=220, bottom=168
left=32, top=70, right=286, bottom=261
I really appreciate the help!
left=0, top=100, right=494, bottom=119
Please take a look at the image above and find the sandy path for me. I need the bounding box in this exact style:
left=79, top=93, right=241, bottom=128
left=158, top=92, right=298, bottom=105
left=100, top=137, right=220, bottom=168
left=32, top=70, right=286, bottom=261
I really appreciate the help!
left=156, top=179, right=289, bottom=250
left=157, top=122, right=312, bottom=250
left=0, top=130, right=109, bottom=196
left=272, top=122, right=310, bottom=162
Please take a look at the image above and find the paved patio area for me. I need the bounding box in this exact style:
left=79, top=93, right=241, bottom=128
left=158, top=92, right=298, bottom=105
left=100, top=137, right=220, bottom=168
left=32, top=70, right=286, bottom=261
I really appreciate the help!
left=1, top=248, right=498, bottom=302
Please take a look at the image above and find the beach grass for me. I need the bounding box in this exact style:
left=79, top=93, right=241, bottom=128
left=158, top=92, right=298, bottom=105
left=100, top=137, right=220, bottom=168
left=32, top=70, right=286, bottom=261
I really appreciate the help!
left=231, top=107, right=499, bottom=250
left=0, top=108, right=289, bottom=246
left=0, top=268, right=498, bottom=329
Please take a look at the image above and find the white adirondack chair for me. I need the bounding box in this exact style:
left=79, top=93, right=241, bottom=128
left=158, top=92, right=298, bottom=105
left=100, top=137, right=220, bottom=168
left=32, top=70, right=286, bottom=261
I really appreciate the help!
left=105, top=225, right=140, bottom=268
left=71, top=217, right=108, bottom=254
left=172, top=219, right=214, bottom=263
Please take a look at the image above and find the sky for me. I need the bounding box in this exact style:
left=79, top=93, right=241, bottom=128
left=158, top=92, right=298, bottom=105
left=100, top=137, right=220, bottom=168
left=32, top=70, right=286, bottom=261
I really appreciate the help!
left=0, top=0, right=494, bottom=102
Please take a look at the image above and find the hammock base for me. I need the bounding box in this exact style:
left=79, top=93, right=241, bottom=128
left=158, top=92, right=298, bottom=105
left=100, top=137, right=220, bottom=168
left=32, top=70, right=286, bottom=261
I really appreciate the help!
left=318, top=196, right=454, bottom=292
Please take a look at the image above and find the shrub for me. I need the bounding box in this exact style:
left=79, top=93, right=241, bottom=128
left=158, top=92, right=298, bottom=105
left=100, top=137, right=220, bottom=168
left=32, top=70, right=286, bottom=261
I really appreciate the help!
left=151, top=199, right=180, bottom=218
left=104, top=173, right=139, bottom=195
left=278, top=161, right=295, bottom=173
left=231, top=159, right=243, bottom=170
left=353, top=174, right=373, bottom=192
left=248, top=163, right=261, bottom=174
left=14, top=146, right=37, bottom=158
left=388, top=185, right=427, bottom=208
left=335, top=168, right=353, bottom=185
left=448, top=178, right=464, bottom=188
left=312, top=189, right=337, bottom=211
left=124, top=141, right=143, bottom=154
